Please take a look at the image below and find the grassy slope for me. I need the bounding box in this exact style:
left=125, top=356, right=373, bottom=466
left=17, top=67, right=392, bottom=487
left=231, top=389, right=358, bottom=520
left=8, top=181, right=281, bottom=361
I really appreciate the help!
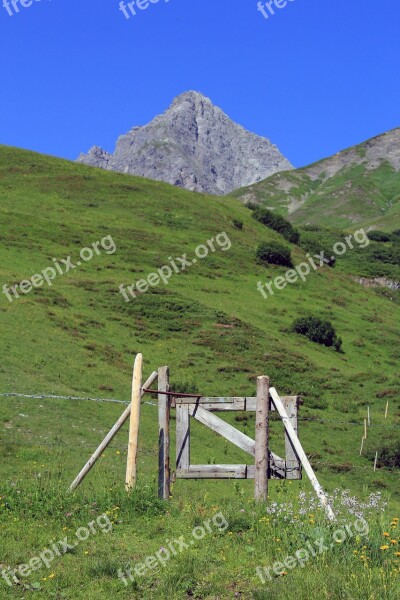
left=0, top=146, right=399, bottom=599
left=230, top=160, right=400, bottom=231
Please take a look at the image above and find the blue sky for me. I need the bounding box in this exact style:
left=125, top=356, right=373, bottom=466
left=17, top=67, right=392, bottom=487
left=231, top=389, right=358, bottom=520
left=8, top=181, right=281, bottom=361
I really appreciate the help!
left=0, top=0, right=399, bottom=168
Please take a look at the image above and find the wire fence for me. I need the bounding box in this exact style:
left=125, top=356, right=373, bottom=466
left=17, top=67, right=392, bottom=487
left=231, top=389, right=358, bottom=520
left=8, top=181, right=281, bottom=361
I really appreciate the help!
left=0, top=392, right=158, bottom=407
left=1, top=391, right=398, bottom=474
left=1, top=392, right=397, bottom=429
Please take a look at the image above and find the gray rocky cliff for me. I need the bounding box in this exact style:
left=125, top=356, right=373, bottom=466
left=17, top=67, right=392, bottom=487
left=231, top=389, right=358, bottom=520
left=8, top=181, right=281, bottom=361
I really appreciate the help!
left=77, top=91, right=293, bottom=195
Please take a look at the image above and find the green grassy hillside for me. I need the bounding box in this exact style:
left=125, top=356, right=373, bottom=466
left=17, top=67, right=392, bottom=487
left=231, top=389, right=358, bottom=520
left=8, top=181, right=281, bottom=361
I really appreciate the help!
left=0, top=146, right=399, bottom=599
left=231, top=130, right=400, bottom=231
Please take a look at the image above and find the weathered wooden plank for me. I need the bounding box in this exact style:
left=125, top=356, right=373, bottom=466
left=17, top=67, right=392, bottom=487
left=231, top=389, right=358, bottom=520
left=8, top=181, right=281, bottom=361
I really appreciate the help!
left=188, top=401, right=254, bottom=412
left=172, top=396, right=297, bottom=411
left=172, top=397, right=256, bottom=409
left=176, top=464, right=248, bottom=479
left=175, top=458, right=286, bottom=480
left=283, top=396, right=301, bottom=480
left=158, top=366, right=170, bottom=500
left=254, top=376, right=270, bottom=501
left=188, top=405, right=256, bottom=456
left=176, top=404, right=190, bottom=470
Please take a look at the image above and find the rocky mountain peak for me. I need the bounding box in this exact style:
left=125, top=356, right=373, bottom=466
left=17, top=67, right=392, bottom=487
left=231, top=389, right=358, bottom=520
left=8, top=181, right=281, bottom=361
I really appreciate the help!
left=77, top=92, right=293, bottom=195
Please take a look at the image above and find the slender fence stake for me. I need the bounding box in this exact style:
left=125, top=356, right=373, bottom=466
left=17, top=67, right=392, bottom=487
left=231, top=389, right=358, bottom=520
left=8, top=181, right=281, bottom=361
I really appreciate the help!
left=282, top=396, right=301, bottom=480
left=158, top=366, right=170, bottom=500
left=373, top=451, right=378, bottom=472
left=364, top=418, right=367, bottom=440
left=254, top=376, right=270, bottom=502
left=385, top=400, right=389, bottom=419
left=360, top=436, right=365, bottom=456
left=269, top=387, right=336, bottom=521
left=125, top=354, right=143, bottom=491
left=68, top=370, right=157, bottom=492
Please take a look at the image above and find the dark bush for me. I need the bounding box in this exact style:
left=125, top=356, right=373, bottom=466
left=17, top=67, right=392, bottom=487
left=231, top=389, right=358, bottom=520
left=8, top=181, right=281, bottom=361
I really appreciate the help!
left=291, top=316, right=343, bottom=352
left=233, top=219, right=243, bottom=230
left=367, top=230, right=391, bottom=242
left=256, top=242, right=293, bottom=267
left=253, top=208, right=300, bottom=244
left=369, top=245, right=400, bottom=265
left=368, top=441, right=400, bottom=469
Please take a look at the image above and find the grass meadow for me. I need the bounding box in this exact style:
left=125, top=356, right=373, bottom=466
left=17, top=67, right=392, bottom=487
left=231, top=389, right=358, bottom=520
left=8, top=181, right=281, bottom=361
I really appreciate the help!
left=0, top=146, right=399, bottom=598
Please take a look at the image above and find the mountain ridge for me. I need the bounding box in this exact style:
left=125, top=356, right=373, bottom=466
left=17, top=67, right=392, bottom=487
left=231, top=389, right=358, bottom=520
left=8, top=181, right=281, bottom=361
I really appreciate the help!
left=231, top=127, right=400, bottom=230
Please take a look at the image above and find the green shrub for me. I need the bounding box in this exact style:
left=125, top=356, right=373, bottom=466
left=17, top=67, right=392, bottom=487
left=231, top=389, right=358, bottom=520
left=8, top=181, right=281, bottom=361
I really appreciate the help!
left=256, top=242, right=293, bottom=267
left=368, top=440, right=400, bottom=469
left=253, top=208, right=300, bottom=244
left=369, top=245, right=400, bottom=265
left=367, top=230, right=391, bottom=242
left=291, top=316, right=343, bottom=352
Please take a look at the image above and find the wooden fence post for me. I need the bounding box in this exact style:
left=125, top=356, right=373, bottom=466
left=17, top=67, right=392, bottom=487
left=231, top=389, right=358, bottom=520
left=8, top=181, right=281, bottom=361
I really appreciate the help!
left=283, top=396, right=301, bottom=480
left=125, top=353, right=143, bottom=491
left=254, top=376, right=270, bottom=502
left=158, top=366, right=170, bottom=500
left=373, top=451, right=378, bottom=472
left=176, top=404, right=190, bottom=471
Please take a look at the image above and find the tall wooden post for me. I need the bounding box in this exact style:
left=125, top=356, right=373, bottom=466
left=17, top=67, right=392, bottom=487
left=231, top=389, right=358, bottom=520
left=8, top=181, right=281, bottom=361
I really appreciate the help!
left=283, top=396, right=301, bottom=479
left=158, top=366, right=170, bottom=500
left=254, top=375, right=270, bottom=502
left=125, top=353, right=143, bottom=491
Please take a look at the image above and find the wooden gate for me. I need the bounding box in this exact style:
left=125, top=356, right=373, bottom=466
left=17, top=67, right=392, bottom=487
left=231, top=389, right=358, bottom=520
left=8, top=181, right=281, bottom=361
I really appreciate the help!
left=69, top=356, right=335, bottom=520
left=156, top=367, right=301, bottom=502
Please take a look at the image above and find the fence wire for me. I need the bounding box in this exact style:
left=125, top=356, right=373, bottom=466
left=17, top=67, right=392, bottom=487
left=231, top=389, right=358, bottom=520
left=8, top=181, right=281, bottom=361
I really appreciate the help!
left=1, top=392, right=397, bottom=429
